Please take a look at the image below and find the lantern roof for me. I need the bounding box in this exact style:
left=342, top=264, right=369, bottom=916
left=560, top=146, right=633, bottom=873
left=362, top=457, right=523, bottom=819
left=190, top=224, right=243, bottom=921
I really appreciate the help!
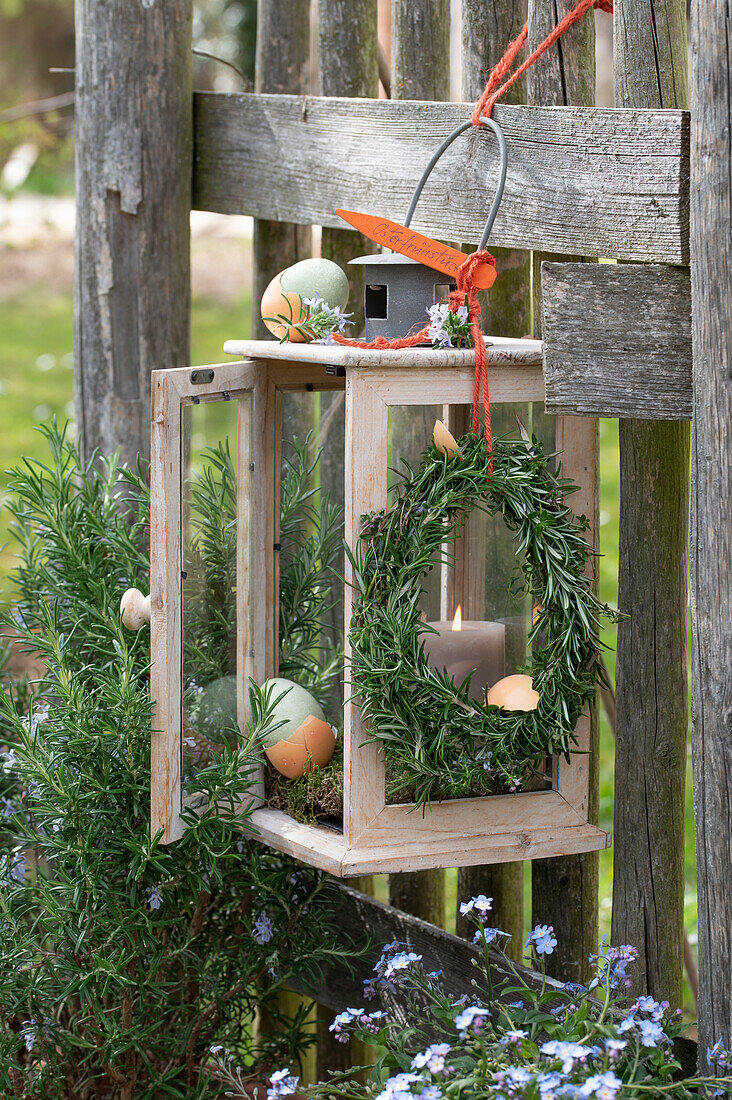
left=347, top=252, right=422, bottom=266
left=222, top=336, right=543, bottom=368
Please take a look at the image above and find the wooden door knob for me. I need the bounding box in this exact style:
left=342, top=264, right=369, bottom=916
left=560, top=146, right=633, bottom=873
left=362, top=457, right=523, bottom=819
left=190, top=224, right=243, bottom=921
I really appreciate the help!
left=120, top=588, right=151, bottom=631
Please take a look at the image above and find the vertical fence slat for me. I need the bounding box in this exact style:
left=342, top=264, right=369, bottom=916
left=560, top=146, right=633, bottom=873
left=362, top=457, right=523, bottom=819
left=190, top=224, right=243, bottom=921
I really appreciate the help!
left=252, top=0, right=311, bottom=340
left=73, top=0, right=192, bottom=466
left=610, top=0, right=688, bottom=1010
left=689, top=0, right=732, bottom=1064
left=318, top=0, right=379, bottom=336
left=454, top=0, right=529, bottom=962
left=527, top=0, right=599, bottom=986
left=387, top=0, right=450, bottom=927
left=317, top=5, right=380, bottom=1078
left=252, top=2, right=315, bottom=1074
left=317, top=3, right=380, bottom=1069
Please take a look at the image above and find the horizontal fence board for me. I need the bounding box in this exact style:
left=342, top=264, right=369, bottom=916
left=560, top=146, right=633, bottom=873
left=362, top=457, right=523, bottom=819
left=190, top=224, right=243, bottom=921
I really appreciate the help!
left=297, top=883, right=697, bottom=1073
left=300, top=883, right=557, bottom=1009
left=193, top=93, right=689, bottom=263
left=541, top=263, right=692, bottom=419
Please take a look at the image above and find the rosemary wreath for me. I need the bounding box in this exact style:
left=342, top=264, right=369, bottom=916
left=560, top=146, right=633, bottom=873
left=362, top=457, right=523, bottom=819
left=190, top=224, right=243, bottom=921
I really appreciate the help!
left=346, top=429, right=619, bottom=809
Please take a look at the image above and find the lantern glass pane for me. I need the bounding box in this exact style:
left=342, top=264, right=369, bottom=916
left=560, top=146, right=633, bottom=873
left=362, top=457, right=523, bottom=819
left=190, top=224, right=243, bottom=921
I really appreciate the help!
left=179, top=395, right=249, bottom=804
left=387, top=404, right=443, bottom=620
left=266, top=388, right=346, bottom=832
left=383, top=401, right=553, bottom=805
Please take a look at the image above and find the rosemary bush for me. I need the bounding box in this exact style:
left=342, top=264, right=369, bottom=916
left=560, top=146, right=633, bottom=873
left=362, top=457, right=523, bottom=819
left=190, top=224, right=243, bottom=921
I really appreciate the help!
left=0, top=423, right=351, bottom=1099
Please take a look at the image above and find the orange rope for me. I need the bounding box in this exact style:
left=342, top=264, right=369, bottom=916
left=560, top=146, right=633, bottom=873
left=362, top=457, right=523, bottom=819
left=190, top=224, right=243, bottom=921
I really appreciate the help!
left=472, top=0, right=613, bottom=125
left=333, top=0, right=613, bottom=458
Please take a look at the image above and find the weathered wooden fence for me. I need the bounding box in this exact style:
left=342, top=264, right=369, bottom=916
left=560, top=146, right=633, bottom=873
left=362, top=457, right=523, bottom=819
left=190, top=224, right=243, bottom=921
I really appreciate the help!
left=73, top=0, right=731, bottom=1072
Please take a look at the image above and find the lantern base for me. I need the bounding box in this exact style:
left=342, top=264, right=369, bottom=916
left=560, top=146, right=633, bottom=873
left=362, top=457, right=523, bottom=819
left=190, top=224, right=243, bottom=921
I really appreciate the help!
left=246, top=805, right=609, bottom=878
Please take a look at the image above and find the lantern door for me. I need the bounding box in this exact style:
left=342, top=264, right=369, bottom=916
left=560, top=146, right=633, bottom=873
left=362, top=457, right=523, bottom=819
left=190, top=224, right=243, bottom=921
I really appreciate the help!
left=149, top=360, right=265, bottom=842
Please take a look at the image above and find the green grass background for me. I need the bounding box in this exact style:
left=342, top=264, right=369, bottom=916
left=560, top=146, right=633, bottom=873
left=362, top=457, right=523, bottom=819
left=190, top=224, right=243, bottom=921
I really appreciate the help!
left=0, top=287, right=697, bottom=1012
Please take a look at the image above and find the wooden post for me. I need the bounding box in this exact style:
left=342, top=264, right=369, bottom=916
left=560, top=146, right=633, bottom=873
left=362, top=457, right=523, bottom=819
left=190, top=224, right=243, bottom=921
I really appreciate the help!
left=73, top=0, right=192, bottom=466
left=318, top=0, right=379, bottom=336
left=252, top=0, right=311, bottom=340
left=454, top=0, right=529, bottom=962
left=387, top=0, right=449, bottom=928
left=316, top=20, right=378, bottom=1075
left=610, top=0, right=688, bottom=1010
left=527, top=0, right=600, bottom=986
left=689, top=0, right=732, bottom=1063
left=253, top=3, right=314, bottom=1070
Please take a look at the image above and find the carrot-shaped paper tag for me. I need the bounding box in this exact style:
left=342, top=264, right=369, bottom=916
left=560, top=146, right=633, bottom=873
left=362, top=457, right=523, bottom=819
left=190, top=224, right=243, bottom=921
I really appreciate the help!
left=336, top=209, right=497, bottom=290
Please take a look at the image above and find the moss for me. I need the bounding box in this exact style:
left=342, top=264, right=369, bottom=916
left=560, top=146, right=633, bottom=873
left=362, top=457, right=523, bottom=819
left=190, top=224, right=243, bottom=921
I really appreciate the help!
left=265, top=742, right=344, bottom=827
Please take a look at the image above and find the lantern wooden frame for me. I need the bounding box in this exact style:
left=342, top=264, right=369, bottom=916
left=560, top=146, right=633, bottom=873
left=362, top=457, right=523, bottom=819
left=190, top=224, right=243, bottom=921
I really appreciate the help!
left=149, top=339, right=609, bottom=874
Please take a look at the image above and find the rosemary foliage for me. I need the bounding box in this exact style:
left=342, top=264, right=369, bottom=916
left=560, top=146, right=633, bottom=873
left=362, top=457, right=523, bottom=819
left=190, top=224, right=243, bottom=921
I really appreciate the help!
left=347, top=430, right=619, bottom=809
left=279, top=434, right=344, bottom=702
left=183, top=439, right=238, bottom=686
left=0, top=422, right=356, bottom=1097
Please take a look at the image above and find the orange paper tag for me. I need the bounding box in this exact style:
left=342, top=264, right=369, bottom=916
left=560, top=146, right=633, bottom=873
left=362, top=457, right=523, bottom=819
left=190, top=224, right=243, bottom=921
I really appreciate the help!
left=336, top=208, right=497, bottom=290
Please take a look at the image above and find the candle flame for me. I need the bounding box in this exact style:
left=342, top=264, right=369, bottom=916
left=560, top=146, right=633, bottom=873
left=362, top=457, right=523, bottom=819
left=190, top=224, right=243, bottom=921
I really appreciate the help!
left=452, top=605, right=462, bottom=632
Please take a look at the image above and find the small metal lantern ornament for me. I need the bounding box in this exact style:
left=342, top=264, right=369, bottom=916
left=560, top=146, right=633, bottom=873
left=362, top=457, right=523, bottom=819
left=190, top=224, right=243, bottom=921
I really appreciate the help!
left=349, top=253, right=455, bottom=341
left=339, top=114, right=508, bottom=342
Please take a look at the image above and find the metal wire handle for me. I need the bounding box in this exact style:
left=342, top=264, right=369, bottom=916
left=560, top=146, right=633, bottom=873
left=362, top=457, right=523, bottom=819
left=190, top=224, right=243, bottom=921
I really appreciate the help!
left=404, top=116, right=508, bottom=250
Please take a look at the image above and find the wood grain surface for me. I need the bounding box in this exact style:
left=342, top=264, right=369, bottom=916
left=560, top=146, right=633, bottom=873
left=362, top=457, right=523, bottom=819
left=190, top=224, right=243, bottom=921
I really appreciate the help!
left=193, top=93, right=689, bottom=263
left=541, top=262, right=692, bottom=419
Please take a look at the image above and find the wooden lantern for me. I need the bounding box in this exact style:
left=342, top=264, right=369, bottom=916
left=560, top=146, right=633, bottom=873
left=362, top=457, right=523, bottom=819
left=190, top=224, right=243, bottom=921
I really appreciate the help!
left=142, top=338, right=609, bottom=875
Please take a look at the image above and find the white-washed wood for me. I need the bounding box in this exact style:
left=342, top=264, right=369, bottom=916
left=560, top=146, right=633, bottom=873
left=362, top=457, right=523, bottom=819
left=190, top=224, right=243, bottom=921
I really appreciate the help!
left=238, top=366, right=268, bottom=806
left=246, top=805, right=609, bottom=876
left=343, top=372, right=389, bottom=843
left=74, top=0, right=192, bottom=466
left=150, top=352, right=608, bottom=871
left=149, top=361, right=261, bottom=842
left=150, top=370, right=184, bottom=842
left=542, top=263, right=692, bottom=419
left=223, top=335, right=543, bottom=367
left=553, top=415, right=598, bottom=823
left=689, top=0, right=732, bottom=1064
left=193, top=93, right=689, bottom=263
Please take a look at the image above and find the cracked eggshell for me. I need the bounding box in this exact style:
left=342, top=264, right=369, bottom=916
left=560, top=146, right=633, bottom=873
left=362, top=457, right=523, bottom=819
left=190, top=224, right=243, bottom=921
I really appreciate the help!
left=260, top=271, right=309, bottom=342
left=262, top=679, right=333, bottom=778
left=265, top=715, right=336, bottom=778
left=299, top=714, right=336, bottom=768
left=265, top=738, right=310, bottom=779
left=433, top=419, right=460, bottom=457
left=485, top=673, right=539, bottom=712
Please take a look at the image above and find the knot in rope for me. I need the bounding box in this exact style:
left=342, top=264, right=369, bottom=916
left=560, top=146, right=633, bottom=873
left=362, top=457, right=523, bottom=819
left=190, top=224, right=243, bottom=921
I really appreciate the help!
left=450, top=249, right=495, bottom=454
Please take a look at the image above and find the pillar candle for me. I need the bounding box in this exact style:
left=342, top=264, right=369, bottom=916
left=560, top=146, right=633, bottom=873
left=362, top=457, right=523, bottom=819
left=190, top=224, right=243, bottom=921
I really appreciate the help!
left=421, top=613, right=506, bottom=701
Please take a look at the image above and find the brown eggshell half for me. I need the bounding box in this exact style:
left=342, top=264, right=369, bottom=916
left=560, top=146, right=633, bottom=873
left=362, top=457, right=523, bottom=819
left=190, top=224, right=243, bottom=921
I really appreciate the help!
left=260, top=272, right=309, bottom=342
left=265, top=738, right=310, bottom=779
left=433, top=419, right=460, bottom=457
left=300, top=715, right=336, bottom=769
left=485, top=673, right=540, bottom=712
